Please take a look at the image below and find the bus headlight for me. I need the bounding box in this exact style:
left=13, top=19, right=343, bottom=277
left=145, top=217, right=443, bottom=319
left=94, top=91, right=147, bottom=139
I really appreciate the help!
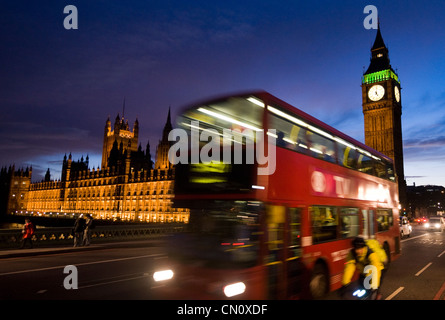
left=424, top=223, right=430, bottom=228
left=435, top=223, right=441, bottom=229
left=223, top=282, right=246, bottom=298
left=153, top=269, right=174, bottom=282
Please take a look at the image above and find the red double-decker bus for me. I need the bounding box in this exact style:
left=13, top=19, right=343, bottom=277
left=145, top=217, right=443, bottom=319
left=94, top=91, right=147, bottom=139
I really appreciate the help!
left=153, top=91, right=400, bottom=299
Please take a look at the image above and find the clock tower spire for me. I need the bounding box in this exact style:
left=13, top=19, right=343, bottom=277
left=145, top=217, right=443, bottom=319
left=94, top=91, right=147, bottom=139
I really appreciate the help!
left=362, top=24, right=406, bottom=211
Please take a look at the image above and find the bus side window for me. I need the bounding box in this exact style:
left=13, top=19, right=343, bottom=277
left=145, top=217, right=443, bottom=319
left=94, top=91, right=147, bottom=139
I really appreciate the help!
left=385, top=160, right=396, bottom=182
left=376, top=209, right=393, bottom=232
left=269, top=113, right=309, bottom=155
left=307, top=131, right=337, bottom=164
left=310, top=206, right=338, bottom=243
left=374, top=160, right=388, bottom=179
left=357, top=153, right=375, bottom=175
left=339, top=208, right=360, bottom=239
left=343, top=147, right=358, bottom=169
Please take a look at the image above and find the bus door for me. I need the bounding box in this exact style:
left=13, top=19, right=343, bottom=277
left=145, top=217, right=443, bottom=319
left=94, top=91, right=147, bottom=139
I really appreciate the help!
left=286, top=207, right=304, bottom=298
left=362, top=209, right=376, bottom=239
left=265, top=205, right=303, bottom=299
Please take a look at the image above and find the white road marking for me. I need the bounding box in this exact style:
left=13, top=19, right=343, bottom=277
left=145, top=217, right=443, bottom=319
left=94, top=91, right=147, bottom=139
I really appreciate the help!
left=0, top=253, right=163, bottom=276
left=385, top=286, right=404, bottom=300
left=387, top=228, right=443, bottom=299
left=401, top=233, right=429, bottom=242
left=79, top=275, right=149, bottom=289
left=415, top=262, right=433, bottom=276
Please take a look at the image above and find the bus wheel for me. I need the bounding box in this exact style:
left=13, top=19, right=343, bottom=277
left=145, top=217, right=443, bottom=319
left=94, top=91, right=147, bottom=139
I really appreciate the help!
left=309, top=262, right=329, bottom=299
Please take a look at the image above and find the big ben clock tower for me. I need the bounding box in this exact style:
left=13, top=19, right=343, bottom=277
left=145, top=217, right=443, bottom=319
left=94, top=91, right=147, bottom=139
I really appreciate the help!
left=362, top=24, right=406, bottom=209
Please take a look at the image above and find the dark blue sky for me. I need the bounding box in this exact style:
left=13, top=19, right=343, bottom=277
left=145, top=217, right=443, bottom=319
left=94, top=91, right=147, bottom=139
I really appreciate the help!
left=1, top=0, right=445, bottom=186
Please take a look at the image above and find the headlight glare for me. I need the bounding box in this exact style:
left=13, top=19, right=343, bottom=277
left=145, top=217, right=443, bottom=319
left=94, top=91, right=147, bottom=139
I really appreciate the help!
left=153, top=269, right=174, bottom=282
left=223, top=282, right=246, bottom=297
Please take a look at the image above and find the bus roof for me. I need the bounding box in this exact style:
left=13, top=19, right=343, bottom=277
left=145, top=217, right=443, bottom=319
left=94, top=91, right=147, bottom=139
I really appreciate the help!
left=179, top=90, right=393, bottom=164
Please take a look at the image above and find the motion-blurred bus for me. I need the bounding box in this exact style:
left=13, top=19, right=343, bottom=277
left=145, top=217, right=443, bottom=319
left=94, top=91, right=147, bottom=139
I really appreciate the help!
left=153, top=91, right=400, bottom=299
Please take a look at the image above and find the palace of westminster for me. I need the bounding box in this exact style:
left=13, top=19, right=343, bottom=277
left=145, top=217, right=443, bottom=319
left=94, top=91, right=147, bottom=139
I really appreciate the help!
left=1, top=109, right=190, bottom=224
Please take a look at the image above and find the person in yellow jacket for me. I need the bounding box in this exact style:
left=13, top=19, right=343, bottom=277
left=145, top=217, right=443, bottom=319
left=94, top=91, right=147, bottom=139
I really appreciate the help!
left=341, top=237, right=385, bottom=299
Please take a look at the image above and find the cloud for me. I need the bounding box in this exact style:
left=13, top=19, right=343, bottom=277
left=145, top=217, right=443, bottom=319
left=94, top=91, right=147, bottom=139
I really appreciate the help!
left=0, top=121, right=91, bottom=146
left=0, top=120, right=98, bottom=169
left=403, top=109, right=445, bottom=167
left=404, top=136, right=445, bottom=149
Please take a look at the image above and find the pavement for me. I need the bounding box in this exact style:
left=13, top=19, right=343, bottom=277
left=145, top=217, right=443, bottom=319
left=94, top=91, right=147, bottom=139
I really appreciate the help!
left=0, top=238, right=167, bottom=259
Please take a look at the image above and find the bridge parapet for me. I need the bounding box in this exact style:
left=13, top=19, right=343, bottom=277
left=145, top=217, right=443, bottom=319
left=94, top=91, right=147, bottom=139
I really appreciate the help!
left=0, top=224, right=185, bottom=249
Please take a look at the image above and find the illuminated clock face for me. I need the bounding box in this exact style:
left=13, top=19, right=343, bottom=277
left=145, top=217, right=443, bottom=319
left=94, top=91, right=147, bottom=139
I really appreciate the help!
left=368, top=85, right=385, bottom=101
left=394, top=86, right=400, bottom=102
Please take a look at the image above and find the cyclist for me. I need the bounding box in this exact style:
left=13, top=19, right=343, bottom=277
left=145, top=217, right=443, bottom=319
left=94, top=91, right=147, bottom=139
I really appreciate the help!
left=340, top=237, right=386, bottom=299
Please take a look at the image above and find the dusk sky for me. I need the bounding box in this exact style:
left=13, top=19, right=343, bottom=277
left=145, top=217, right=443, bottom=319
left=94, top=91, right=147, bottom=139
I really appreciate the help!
left=1, top=0, right=445, bottom=187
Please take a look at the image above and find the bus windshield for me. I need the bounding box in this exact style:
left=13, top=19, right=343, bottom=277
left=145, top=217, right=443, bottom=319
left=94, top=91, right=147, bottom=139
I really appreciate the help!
left=174, top=95, right=266, bottom=194
left=168, top=200, right=262, bottom=269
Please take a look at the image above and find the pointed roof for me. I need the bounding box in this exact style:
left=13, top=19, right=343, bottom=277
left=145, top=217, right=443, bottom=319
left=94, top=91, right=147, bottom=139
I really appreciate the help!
left=371, top=23, right=386, bottom=51
left=364, top=24, right=394, bottom=75
left=161, top=107, right=173, bottom=142
left=167, top=106, right=172, bottom=126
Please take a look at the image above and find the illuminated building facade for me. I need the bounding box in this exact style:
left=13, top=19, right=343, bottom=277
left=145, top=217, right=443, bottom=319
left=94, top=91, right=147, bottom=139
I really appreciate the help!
left=3, top=111, right=189, bottom=223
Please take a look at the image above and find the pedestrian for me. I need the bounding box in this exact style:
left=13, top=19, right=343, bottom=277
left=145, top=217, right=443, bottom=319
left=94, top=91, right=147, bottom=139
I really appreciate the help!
left=20, top=218, right=35, bottom=249
left=73, top=215, right=86, bottom=247
left=83, top=214, right=94, bottom=246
